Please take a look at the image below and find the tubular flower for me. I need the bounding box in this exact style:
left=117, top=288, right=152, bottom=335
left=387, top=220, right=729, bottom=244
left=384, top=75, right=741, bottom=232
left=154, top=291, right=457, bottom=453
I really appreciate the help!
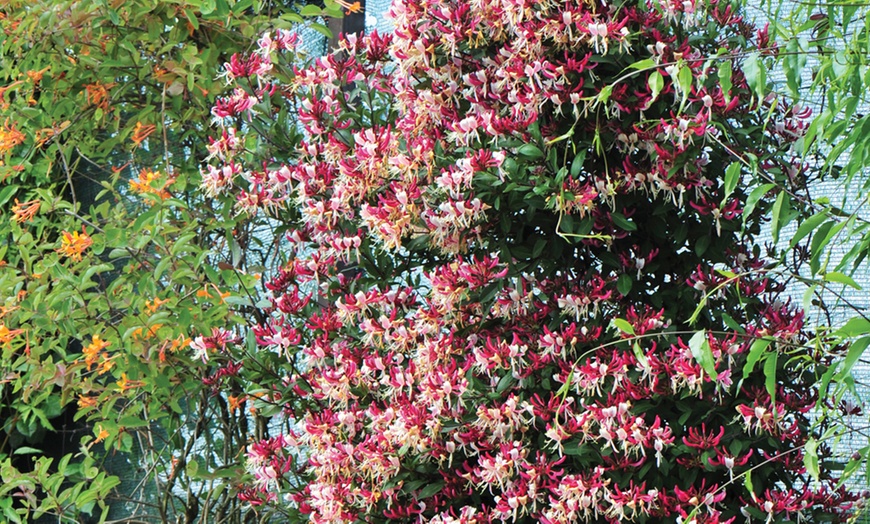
left=11, top=199, right=40, bottom=223
left=129, top=168, right=172, bottom=201
left=0, top=121, right=25, bottom=154
left=56, top=227, right=93, bottom=261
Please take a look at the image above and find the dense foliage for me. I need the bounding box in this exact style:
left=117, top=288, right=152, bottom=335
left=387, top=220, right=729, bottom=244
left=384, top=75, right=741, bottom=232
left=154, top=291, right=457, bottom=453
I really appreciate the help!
left=0, top=0, right=319, bottom=522
left=202, top=0, right=862, bottom=523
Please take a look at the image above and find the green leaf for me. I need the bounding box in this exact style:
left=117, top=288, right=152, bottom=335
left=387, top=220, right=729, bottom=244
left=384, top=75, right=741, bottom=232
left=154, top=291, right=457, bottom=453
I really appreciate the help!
left=718, top=59, right=733, bottom=102
left=518, top=144, right=544, bottom=159
left=823, top=271, right=862, bottom=290
left=183, top=9, right=199, bottom=30
left=743, top=52, right=766, bottom=102
left=12, top=446, right=43, bottom=455
left=648, top=71, right=664, bottom=102
left=743, top=338, right=772, bottom=379
left=677, top=64, right=693, bottom=110
left=0, top=184, right=19, bottom=206
left=836, top=317, right=870, bottom=338
left=632, top=341, right=648, bottom=369
left=763, top=351, right=778, bottom=402
left=417, top=481, right=445, bottom=500
left=743, top=183, right=775, bottom=225
left=688, top=331, right=717, bottom=379
left=722, top=162, right=740, bottom=199
left=790, top=211, right=829, bottom=248
left=616, top=274, right=632, bottom=295
left=628, top=58, right=657, bottom=71
left=610, top=212, right=637, bottom=232
left=770, top=190, right=787, bottom=245
left=597, top=84, right=613, bottom=104
left=300, top=4, right=323, bottom=16
left=612, top=318, right=635, bottom=335
left=835, top=336, right=870, bottom=381
left=804, top=437, right=820, bottom=482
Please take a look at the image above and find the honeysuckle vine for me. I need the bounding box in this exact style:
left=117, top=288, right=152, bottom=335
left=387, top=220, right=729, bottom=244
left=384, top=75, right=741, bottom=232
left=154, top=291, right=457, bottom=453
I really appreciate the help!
left=199, top=0, right=862, bottom=522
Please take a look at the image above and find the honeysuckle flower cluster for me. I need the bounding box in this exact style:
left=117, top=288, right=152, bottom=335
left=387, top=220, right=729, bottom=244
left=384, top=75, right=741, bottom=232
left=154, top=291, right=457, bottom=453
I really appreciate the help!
left=200, top=0, right=859, bottom=522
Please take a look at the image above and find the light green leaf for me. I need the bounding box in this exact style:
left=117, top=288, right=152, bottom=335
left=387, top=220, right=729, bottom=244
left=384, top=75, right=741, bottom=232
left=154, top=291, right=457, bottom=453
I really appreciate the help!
left=612, top=318, right=635, bottom=335
left=688, top=331, right=717, bottom=379
left=718, top=59, right=732, bottom=102
left=763, top=351, right=778, bottom=402
left=743, top=337, right=772, bottom=379
left=648, top=71, right=664, bottom=103
left=723, top=162, right=740, bottom=199
left=823, top=271, right=862, bottom=290
left=835, top=336, right=870, bottom=381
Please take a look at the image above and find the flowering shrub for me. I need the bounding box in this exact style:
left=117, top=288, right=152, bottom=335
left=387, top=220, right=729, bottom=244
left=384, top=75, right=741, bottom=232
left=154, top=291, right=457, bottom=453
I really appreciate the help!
left=203, top=0, right=862, bottom=523
left=0, top=1, right=317, bottom=522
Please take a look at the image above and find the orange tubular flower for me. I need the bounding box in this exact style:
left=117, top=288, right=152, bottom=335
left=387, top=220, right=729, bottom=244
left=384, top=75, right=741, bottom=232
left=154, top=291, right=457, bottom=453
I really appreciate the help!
left=131, top=122, right=157, bottom=146
left=116, top=372, right=145, bottom=391
left=0, top=324, right=24, bottom=344
left=84, top=82, right=114, bottom=111
left=334, top=0, right=362, bottom=13
left=82, top=334, right=110, bottom=370
left=94, top=425, right=110, bottom=443
left=57, top=227, right=93, bottom=261
left=0, top=121, right=26, bottom=154
left=11, top=199, right=40, bottom=223
left=129, top=168, right=172, bottom=201
left=77, top=395, right=98, bottom=409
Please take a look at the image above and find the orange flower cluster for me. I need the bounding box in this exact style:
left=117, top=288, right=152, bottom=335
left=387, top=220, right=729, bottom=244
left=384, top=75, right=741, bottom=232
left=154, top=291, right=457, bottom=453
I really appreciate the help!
left=84, top=82, right=114, bottom=111
left=57, top=227, right=92, bottom=261
left=11, top=199, right=39, bottom=223
left=158, top=334, right=190, bottom=362
left=82, top=334, right=111, bottom=373
left=0, top=324, right=24, bottom=344
left=26, top=67, right=50, bottom=84
left=0, top=121, right=25, bottom=154
left=116, top=372, right=145, bottom=391
left=130, top=121, right=157, bottom=147
left=144, top=296, right=170, bottom=314
left=129, top=168, right=172, bottom=201
left=130, top=323, right=163, bottom=340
